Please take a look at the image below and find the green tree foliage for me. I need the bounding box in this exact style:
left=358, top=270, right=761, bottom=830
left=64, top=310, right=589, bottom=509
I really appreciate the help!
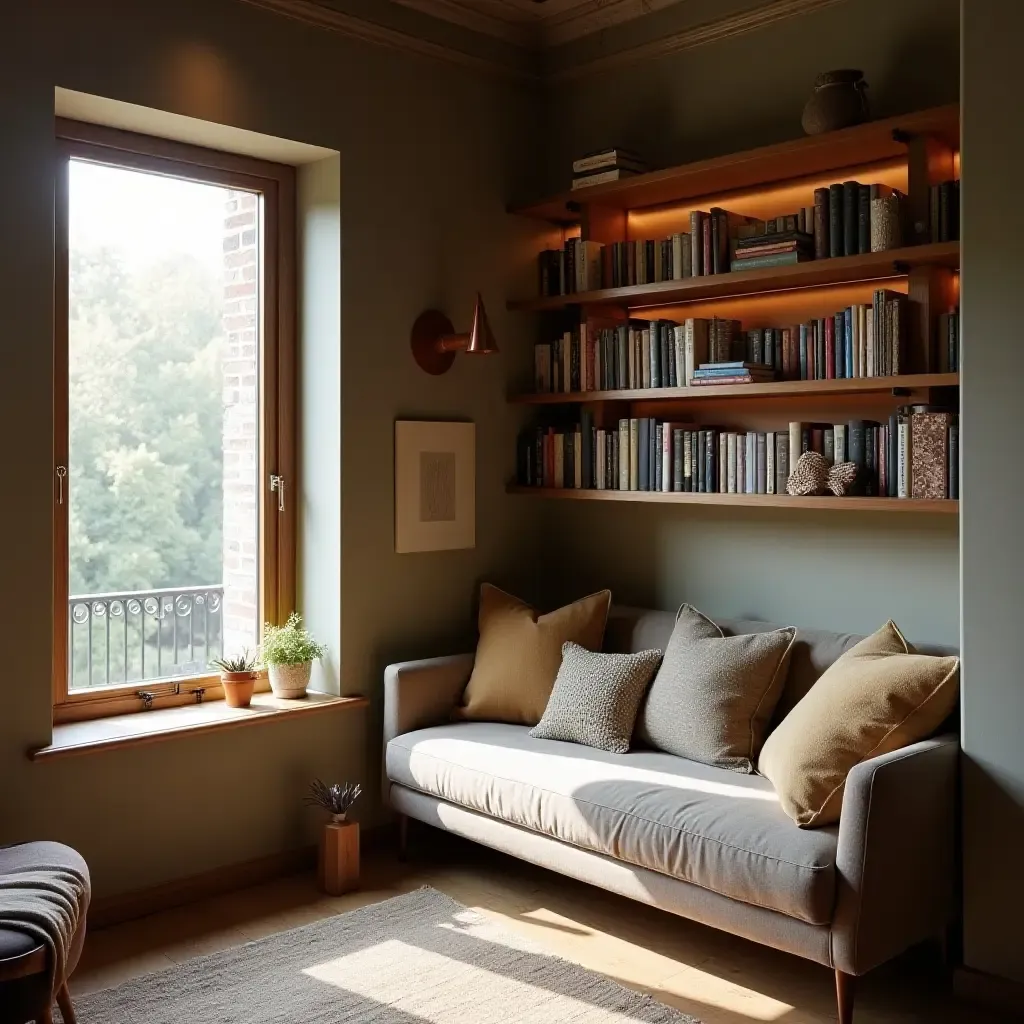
left=69, top=246, right=224, bottom=596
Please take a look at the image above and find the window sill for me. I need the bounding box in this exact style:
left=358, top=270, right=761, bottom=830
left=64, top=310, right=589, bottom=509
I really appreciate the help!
left=30, top=691, right=369, bottom=761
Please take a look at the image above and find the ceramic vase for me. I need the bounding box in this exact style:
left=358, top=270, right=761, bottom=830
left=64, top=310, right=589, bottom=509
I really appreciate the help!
left=268, top=661, right=312, bottom=698
left=801, top=70, right=869, bottom=135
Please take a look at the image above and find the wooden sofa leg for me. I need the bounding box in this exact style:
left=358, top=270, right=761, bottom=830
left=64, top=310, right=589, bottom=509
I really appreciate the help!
left=835, top=969, right=855, bottom=1024
left=57, top=981, right=78, bottom=1024
left=397, top=813, right=408, bottom=862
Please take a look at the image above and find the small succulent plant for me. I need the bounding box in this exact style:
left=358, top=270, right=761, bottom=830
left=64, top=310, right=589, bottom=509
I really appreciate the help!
left=306, top=779, right=362, bottom=822
left=211, top=649, right=259, bottom=674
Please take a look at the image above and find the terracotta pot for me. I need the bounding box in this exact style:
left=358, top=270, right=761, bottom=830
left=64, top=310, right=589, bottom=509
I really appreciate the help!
left=221, top=671, right=257, bottom=708
left=268, top=661, right=312, bottom=698
left=801, top=70, right=869, bottom=135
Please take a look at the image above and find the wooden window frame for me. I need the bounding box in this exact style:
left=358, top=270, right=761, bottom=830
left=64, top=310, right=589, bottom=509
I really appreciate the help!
left=53, top=119, right=296, bottom=724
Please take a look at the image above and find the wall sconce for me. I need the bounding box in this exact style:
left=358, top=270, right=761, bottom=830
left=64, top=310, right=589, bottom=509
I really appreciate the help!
left=410, top=293, right=499, bottom=375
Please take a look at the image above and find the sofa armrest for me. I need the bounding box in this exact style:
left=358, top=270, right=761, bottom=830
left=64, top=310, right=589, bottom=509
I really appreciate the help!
left=831, top=733, right=959, bottom=975
left=383, top=654, right=474, bottom=748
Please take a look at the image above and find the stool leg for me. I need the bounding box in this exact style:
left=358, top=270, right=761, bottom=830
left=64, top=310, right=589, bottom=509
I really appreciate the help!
left=57, top=982, right=77, bottom=1024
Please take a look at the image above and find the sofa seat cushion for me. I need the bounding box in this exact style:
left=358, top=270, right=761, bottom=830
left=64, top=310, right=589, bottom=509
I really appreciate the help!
left=387, top=722, right=837, bottom=925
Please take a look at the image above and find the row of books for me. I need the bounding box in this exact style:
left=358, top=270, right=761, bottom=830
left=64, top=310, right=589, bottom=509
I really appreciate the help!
left=516, top=408, right=959, bottom=500
left=533, top=290, right=911, bottom=394
left=535, top=181, right=918, bottom=295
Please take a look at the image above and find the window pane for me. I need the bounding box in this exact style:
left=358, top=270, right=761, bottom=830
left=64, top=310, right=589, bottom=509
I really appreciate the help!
left=66, top=160, right=260, bottom=690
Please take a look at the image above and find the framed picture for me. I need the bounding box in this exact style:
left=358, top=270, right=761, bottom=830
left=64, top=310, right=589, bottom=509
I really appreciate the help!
left=394, top=420, right=476, bottom=553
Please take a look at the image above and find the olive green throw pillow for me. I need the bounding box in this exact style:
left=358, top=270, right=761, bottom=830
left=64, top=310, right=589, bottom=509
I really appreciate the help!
left=637, top=604, right=796, bottom=773
left=456, top=584, right=612, bottom=726
left=758, top=621, right=960, bottom=828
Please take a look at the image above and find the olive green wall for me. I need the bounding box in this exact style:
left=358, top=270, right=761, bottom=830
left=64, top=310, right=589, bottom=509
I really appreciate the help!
left=538, top=0, right=961, bottom=645
left=0, top=0, right=543, bottom=898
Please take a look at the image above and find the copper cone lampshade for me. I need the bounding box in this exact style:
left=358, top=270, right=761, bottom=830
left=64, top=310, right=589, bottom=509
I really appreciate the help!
left=410, top=293, right=499, bottom=374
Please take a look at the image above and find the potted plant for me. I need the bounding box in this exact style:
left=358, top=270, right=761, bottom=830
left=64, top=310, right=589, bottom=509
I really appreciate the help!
left=211, top=649, right=259, bottom=708
left=306, top=779, right=362, bottom=895
left=261, top=612, right=327, bottom=698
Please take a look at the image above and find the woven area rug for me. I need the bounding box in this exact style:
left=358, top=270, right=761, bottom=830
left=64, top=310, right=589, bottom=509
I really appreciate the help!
left=74, top=886, right=700, bottom=1023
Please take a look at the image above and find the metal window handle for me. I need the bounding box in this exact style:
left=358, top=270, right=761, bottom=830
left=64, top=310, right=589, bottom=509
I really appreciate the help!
left=270, top=474, right=285, bottom=512
left=56, top=465, right=67, bottom=505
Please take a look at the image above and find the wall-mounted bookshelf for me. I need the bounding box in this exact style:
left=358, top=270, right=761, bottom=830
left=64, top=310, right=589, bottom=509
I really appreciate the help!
left=511, top=372, right=958, bottom=406
left=508, top=242, right=959, bottom=313
left=506, top=486, right=957, bottom=515
left=506, top=105, right=961, bottom=514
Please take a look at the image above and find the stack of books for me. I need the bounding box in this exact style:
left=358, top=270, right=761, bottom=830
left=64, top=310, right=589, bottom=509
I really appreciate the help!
left=571, top=147, right=648, bottom=190
left=731, top=230, right=814, bottom=271
left=516, top=410, right=959, bottom=500
left=691, top=362, right=777, bottom=387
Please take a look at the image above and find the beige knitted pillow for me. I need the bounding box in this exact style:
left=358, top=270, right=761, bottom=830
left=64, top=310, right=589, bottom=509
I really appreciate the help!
left=758, top=621, right=960, bottom=827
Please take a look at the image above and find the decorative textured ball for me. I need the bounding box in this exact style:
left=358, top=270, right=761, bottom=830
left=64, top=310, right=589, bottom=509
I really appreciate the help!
left=827, top=461, right=859, bottom=496
left=787, top=451, right=830, bottom=495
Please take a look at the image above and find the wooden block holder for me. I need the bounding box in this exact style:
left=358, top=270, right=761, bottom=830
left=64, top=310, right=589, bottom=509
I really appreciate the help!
left=319, top=819, right=359, bottom=895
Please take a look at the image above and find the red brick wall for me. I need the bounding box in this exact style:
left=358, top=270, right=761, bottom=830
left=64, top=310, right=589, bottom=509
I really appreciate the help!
left=222, top=190, right=259, bottom=656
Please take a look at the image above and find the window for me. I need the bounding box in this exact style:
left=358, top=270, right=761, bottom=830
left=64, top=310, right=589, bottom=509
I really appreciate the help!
left=53, top=120, right=295, bottom=722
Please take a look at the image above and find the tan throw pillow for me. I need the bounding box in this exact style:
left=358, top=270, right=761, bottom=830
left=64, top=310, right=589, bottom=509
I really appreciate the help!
left=758, top=621, right=960, bottom=828
left=456, top=585, right=611, bottom=726
left=530, top=643, right=662, bottom=754
left=637, top=605, right=796, bottom=773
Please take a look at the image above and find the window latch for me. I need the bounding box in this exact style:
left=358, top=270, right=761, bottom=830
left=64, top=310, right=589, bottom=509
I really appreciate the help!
left=136, top=690, right=155, bottom=711
left=270, top=474, right=285, bottom=512
left=56, top=465, right=67, bottom=505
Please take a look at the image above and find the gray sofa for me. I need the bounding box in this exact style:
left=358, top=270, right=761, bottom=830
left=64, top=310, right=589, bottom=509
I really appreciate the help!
left=384, top=606, right=959, bottom=1024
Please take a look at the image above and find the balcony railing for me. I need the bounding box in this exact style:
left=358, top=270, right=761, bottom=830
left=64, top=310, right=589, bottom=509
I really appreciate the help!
left=68, top=584, right=224, bottom=690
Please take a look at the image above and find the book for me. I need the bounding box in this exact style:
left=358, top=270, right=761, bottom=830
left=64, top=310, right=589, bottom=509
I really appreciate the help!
left=729, top=250, right=809, bottom=271
left=572, top=167, right=640, bottom=189
left=911, top=411, right=952, bottom=499
left=829, top=184, right=843, bottom=259
left=683, top=318, right=710, bottom=385
left=948, top=420, right=959, bottom=499
left=814, top=187, right=829, bottom=259
left=775, top=433, right=789, bottom=494
left=857, top=184, right=871, bottom=254
left=789, top=422, right=802, bottom=478
left=572, top=147, right=646, bottom=174
left=842, top=181, right=859, bottom=257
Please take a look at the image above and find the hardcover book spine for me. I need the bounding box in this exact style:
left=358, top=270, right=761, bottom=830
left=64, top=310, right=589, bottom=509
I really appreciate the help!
left=756, top=433, right=767, bottom=494
left=702, top=217, right=712, bottom=277
left=736, top=437, right=746, bottom=494
left=834, top=422, right=847, bottom=464
left=776, top=433, right=789, bottom=495
left=842, top=181, right=859, bottom=257
left=673, top=428, right=684, bottom=492
left=629, top=418, right=639, bottom=490
left=813, top=187, right=829, bottom=260
left=654, top=423, right=662, bottom=492
left=824, top=427, right=835, bottom=464
left=857, top=184, right=871, bottom=254
left=719, top=433, right=728, bottom=494
left=848, top=419, right=866, bottom=491
left=661, top=325, right=672, bottom=388
left=618, top=419, right=629, bottom=491
left=706, top=431, right=716, bottom=493
left=799, top=324, right=808, bottom=381
left=683, top=431, right=693, bottom=491
left=727, top=433, right=737, bottom=493
left=581, top=409, right=593, bottom=490
left=696, top=430, right=706, bottom=492
left=766, top=431, right=776, bottom=493
left=690, top=212, right=703, bottom=276
left=829, top=184, right=844, bottom=258
left=789, top=421, right=802, bottom=478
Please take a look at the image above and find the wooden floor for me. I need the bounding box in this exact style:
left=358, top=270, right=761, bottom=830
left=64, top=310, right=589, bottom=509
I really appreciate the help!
left=75, top=831, right=997, bottom=1023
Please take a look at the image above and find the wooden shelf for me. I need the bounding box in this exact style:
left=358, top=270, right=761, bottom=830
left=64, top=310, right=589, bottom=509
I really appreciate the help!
left=510, top=373, right=958, bottom=405
left=507, top=486, right=957, bottom=514
left=508, top=242, right=959, bottom=313
left=510, top=105, right=959, bottom=223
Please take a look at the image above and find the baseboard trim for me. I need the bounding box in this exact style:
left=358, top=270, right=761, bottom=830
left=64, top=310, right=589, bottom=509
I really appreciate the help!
left=89, top=845, right=316, bottom=929
left=954, top=966, right=1024, bottom=1018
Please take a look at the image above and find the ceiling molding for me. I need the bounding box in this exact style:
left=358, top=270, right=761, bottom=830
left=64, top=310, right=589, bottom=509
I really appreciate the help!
left=236, top=0, right=538, bottom=81
left=390, top=0, right=690, bottom=46
left=237, top=0, right=847, bottom=85
left=553, top=0, right=848, bottom=81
